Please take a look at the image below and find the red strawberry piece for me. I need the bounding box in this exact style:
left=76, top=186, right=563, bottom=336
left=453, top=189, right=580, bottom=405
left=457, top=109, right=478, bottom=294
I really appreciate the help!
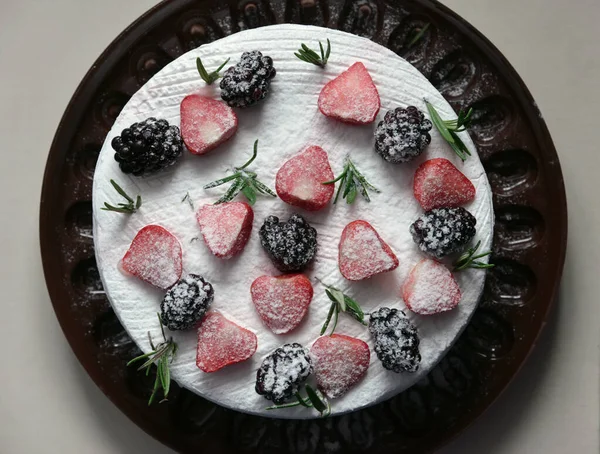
left=180, top=94, right=238, bottom=155
left=196, top=311, right=258, bottom=373
left=318, top=62, right=380, bottom=125
left=402, top=259, right=461, bottom=315
left=196, top=202, right=254, bottom=259
left=275, top=146, right=335, bottom=211
left=310, top=334, right=370, bottom=399
left=121, top=225, right=182, bottom=289
left=338, top=220, right=399, bottom=281
left=413, top=158, right=476, bottom=211
left=250, top=274, right=313, bottom=334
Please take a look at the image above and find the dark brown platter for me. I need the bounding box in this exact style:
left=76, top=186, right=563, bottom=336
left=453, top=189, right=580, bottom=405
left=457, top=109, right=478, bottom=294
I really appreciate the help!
left=39, top=0, right=567, bottom=452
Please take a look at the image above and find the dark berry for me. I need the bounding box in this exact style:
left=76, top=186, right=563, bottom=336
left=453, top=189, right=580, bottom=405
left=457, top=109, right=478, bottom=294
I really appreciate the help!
left=160, top=274, right=214, bottom=331
left=255, top=343, right=312, bottom=404
left=112, top=117, right=184, bottom=176
left=410, top=207, right=476, bottom=258
left=369, top=307, right=421, bottom=373
left=259, top=214, right=317, bottom=272
left=374, top=106, right=432, bottom=163
left=220, top=51, right=276, bottom=108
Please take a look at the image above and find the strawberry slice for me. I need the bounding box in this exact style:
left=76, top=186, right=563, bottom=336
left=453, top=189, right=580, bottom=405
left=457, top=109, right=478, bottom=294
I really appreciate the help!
left=196, top=202, right=254, bottom=259
left=318, top=62, right=380, bottom=125
left=121, top=225, right=182, bottom=289
left=402, top=259, right=461, bottom=315
left=338, top=220, right=399, bottom=281
left=275, top=145, right=335, bottom=211
left=180, top=94, right=238, bottom=155
left=413, top=158, right=476, bottom=211
left=310, top=334, right=370, bottom=399
left=250, top=274, right=313, bottom=334
left=196, top=311, right=258, bottom=373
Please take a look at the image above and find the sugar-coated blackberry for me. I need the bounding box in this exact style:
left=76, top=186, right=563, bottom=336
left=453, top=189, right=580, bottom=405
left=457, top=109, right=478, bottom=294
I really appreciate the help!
left=160, top=274, right=214, bottom=331
left=259, top=214, right=317, bottom=272
left=410, top=207, right=476, bottom=258
left=255, top=343, right=313, bottom=404
left=220, top=51, right=276, bottom=108
left=369, top=307, right=421, bottom=373
left=112, top=117, right=183, bottom=176
left=374, top=106, right=432, bottom=163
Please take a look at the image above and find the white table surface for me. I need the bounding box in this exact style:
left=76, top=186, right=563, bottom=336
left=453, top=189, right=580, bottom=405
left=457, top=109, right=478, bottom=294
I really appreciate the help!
left=0, top=0, right=598, bottom=452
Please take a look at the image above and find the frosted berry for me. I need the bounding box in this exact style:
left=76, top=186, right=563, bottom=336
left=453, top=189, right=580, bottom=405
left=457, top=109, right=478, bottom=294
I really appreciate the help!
left=374, top=106, right=432, bottom=163
left=196, top=202, right=254, bottom=259
left=160, top=274, right=214, bottom=330
left=402, top=259, right=461, bottom=315
left=413, top=158, right=475, bottom=211
left=220, top=51, right=276, bottom=108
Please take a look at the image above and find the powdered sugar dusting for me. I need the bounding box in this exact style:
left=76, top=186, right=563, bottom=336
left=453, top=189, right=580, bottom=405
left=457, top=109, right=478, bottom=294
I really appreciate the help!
left=196, top=202, right=253, bottom=259
left=403, top=259, right=461, bottom=315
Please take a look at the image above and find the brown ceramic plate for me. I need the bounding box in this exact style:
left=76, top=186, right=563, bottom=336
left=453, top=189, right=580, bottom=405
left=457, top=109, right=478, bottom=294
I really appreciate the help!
left=39, top=0, right=567, bottom=452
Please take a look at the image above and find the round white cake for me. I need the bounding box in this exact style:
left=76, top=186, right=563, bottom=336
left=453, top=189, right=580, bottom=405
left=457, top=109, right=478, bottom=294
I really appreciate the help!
left=92, top=24, right=494, bottom=418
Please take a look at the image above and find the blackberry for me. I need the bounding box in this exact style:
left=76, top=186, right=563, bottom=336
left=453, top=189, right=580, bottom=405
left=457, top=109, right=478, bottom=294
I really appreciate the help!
left=160, top=274, right=214, bottom=331
left=374, top=106, right=432, bottom=163
left=259, top=214, right=317, bottom=272
left=220, top=51, right=276, bottom=108
left=255, top=343, right=313, bottom=404
left=112, top=117, right=183, bottom=176
left=369, top=307, right=421, bottom=373
left=410, top=207, right=476, bottom=258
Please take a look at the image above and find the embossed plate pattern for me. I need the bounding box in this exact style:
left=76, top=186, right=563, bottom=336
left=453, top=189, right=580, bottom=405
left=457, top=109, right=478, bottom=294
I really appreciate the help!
left=39, top=0, right=567, bottom=453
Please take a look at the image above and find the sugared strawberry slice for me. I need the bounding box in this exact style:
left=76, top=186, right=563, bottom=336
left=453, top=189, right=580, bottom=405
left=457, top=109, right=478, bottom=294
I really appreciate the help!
left=180, top=94, right=238, bottom=155
left=413, top=158, right=476, bottom=211
left=196, top=311, right=257, bottom=373
left=318, top=62, right=380, bottom=125
left=275, top=146, right=335, bottom=211
left=121, top=225, right=182, bottom=289
left=402, top=259, right=461, bottom=315
left=196, top=202, right=253, bottom=259
left=310, top=334, right=370, bottom=399
left=250, top=274, right=313, bottom=334
left=338, top=220, right=399, bottom=281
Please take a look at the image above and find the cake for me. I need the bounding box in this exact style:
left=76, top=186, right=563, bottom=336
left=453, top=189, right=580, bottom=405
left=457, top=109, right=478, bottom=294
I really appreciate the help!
left=92, top=24, right=494, bottom=418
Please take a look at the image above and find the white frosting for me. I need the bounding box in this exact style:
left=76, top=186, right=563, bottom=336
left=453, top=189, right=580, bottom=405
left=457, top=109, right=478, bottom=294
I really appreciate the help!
left=92, top=24, right=494, bottom=419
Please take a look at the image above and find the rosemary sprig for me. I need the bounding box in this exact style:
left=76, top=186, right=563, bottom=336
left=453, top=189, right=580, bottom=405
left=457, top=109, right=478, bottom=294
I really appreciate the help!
left=101, top=179, right=142, bottom=214
left=322, top=156, right=380, bottom=204
left=127, top=314, right=178, bottom=405
left=181, top=192, right=194, bottom=210
left=406, top=23, right=430, bottom=49
left=203, top=140, right=276, bottom=205
left=266, top=384, right=331, bottom=417
left=318, top=280, right=368, bottom=336
left=424, top=99, right=473, bottom=161
left=196, top=56, right=230, bottom=85
left=295, top=39, right=331, bottom=68
left=453, top=240, right=494, bottom=271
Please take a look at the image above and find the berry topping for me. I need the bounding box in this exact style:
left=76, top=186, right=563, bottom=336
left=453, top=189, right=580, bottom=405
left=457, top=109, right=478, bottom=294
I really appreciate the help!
left=259, top=214, right=318, bottom=272
left=180, top=94, right=238, bottom=155
left=369, top=307, right=421, bottom=373
left=121, top=225, right=182, bottom=289
left=318, top=62, right=380, bottom=125
left=413, top=158, right=476, bottom=211
left=111, top=117, right=183, bottom=175
left=275, top=145, right=335, bottom=211
left=402, top=259, right=461, bottom=315
left=338, top=220, right=399, bottom=281
left=196, top=202, right=254, bottom=259
left=196, top=311, right=257, bottom=373
left=160, top=274, right=214, bottom=330
left=255, top=343, right=313, bottom=404
left=410, top=207, right=476, bottom=258
left=374, top=106, right=432, bottom=163
left=310, top=334, right=370, bottom=399
left=220, top=51, right=276, bottom=108
left=251, top=274, right=313, bottom=334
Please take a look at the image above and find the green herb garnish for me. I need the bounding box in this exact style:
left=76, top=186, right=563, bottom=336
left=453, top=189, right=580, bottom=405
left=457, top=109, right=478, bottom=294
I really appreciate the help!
left=196, top=56, right=230, bottom=85
left=318, top=280, right=368, bottom=336
left=295, top=39, right=331, bottom=68
left=181, top=192, right=194, bottom=210
left=203, top=140, right=276, bottom=205
left=322, top=156, right=380, bottom=204
left=453, top=240, right=494, bottom=271
left=266, top=384, right=331, bottom=417
left=101, top=179, right=142, bottom=214
left=424, top=99, right=473, bottom=161
left=127, top=314, right=178, bottom=405
left=406, top=23, right=430, bottom=49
